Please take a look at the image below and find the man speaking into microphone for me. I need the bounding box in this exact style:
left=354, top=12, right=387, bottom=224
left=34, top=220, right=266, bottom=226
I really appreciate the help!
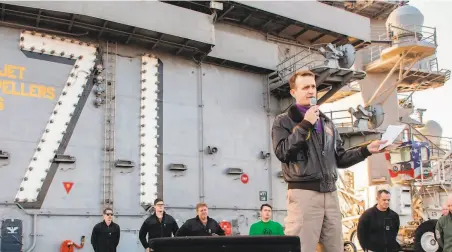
left=271, top=70, right=386, bottom=252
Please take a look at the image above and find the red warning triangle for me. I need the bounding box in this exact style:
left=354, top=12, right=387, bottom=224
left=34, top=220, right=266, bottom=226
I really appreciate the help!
left=63, top=182, right=74, bottom=194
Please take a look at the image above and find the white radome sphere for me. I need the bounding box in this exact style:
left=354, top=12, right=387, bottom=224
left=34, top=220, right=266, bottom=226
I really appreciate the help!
left=386, top=4, right=424, bottom=36
left=416, top=120, right=443, bottom=146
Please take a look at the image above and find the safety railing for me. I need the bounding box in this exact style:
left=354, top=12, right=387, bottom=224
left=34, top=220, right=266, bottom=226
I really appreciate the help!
left=325, top=109, right=354, bottom=128
left=274, top=49, right=325, bottom=84
left=411, top=132, right=452, bottom=159
left=363, top=24, right=438, bottom=65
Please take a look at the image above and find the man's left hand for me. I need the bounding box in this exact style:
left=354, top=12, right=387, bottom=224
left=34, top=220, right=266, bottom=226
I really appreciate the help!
left=366, top=140, right=388, bottom=154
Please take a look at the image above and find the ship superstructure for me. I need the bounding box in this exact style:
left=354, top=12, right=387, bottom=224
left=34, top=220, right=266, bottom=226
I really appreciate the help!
left=0, top=1, right=449, bottom=252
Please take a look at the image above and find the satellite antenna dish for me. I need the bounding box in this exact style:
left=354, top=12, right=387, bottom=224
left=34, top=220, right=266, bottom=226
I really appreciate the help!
left=338, top=44, right=356, bottom=69
left=367, top=104, right=385, bottom=129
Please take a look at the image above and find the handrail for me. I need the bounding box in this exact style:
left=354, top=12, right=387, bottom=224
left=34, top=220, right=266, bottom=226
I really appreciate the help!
left=364, top=24, right=438, bottom=66
left=325, top=109, right=354, bottom=128
left=410, top=126, right=449, bottom=158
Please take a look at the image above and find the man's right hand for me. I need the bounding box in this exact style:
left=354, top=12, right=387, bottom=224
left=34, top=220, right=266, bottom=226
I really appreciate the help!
left=146, top=248, right=150, bottom=252
left=304, top=105, right=319, bottom=125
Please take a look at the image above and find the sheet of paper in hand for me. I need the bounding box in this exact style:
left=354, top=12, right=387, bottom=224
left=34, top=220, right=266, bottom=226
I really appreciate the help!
left=378, top=124, right=407, bottom=151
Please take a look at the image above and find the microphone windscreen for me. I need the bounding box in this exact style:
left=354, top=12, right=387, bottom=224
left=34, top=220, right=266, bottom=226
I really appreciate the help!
left=310, top=97, right=317, bottom=106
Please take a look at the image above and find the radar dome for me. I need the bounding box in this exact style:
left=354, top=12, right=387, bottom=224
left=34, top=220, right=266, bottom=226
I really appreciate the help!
left=416, top=120, right=443, bottom=146
left=386, top=4, right=424, bottom=37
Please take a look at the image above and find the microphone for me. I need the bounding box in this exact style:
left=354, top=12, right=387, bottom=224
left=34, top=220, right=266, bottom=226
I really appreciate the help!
left=310, top=97, right=317, bottom=106
left=310, top=97, right=319, bottom=131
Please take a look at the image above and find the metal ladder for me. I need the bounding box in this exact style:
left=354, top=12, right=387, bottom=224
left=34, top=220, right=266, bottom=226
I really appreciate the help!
left=102, top=41, right=117, bottom=209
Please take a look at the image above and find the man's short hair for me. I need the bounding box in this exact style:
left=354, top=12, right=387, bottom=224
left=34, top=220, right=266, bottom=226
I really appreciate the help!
left=377, top=189, right=390, bottom=197
left=260, top=203, right=272, bottom=211
left=288, top=69, right=315, bottom=90
left=103, top=207, right=113, bottom=214
left=196, top=202, right=208, bottom=211
left=154, top=198, right=163, bottom=205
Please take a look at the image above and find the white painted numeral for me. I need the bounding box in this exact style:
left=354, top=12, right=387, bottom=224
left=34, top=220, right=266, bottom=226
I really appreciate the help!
left=140, top=54, right=160, bottom=206
left=15, top=31, right=97, bottom=203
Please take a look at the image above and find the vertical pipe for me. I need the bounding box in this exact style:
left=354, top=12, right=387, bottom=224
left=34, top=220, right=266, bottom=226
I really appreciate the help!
left=25, top=214, right=37, bottom=252
left=265, top=75, right=273, bottom=206
left=197, top=63, right=205, bottom=202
